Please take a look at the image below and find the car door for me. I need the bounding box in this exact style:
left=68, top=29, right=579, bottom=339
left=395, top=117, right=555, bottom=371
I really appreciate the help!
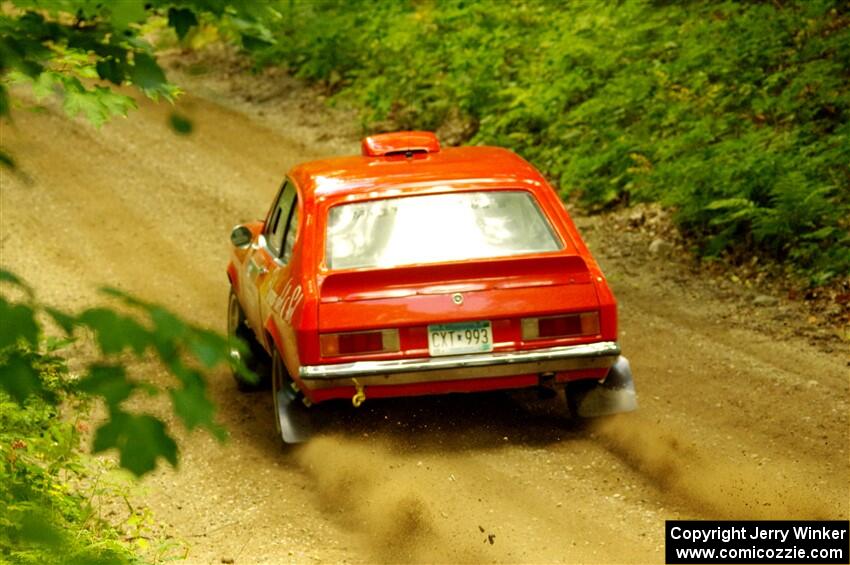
left=262, top=191, right=303, bottom=369
left=243, top=181, right=296, bottom=341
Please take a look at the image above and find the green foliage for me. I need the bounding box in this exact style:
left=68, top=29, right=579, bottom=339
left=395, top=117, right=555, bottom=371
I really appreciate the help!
left=0, top=345, right=135, bottom=564
left=259, top=0, right=850, bottom=283
left=92, top=411, right=178, bottom=478
left=168, top=8, right=199, bottom=41
left=0, top=3, right=272, bottom=561
left=1, top=275, right=236, bottom=475
left=0, top=0, right=280, bottom=156
left=169, top=111, right=193, bottom=135
left=0, top=270, right=250, bottom=561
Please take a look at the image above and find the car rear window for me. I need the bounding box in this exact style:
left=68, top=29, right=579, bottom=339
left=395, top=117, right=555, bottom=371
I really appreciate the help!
left=325, top=191, right=563, bottom=270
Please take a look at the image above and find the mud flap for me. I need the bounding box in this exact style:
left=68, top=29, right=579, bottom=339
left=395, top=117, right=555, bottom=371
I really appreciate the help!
left=568, top=356, right=637, bottom=418
left=276, top=387, right=314, bottom=444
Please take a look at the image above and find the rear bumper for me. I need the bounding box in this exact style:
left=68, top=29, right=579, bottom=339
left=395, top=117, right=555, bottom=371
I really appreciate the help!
left=299, top=341, right=620, bottom=389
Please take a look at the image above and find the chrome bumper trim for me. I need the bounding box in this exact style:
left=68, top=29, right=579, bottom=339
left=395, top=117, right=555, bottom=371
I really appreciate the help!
left=299, top=341, right=620, bottom=381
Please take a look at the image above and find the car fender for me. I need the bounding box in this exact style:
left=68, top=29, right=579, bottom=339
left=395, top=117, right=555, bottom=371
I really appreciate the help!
left=265, top=315, right=308, bottom=393
left=226, top=261, right=239, bottom=292
left=264, top=316, right=284, bottom=359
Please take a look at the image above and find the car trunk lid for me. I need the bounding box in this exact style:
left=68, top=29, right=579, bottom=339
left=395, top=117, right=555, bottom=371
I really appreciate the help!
left=317, top=255, right=599, bottom=335
left=320, top=255, right=591, bottom=302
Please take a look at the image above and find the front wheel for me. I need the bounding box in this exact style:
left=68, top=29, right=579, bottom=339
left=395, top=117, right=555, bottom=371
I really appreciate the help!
left=227, top=287, right=269, bottom=391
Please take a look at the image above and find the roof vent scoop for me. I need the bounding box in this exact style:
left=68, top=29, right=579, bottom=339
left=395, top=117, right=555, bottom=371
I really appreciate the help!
left=361, top=131, right=441, bottom=157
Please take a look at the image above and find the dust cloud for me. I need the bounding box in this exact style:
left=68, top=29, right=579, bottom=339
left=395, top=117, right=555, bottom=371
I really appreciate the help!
left=296, top=435, right=487, bottom=564
left=593, top=414, right=832, bottom=520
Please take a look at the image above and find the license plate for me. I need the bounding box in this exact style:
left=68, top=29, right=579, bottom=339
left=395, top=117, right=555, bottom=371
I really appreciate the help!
left=427, top=321, right=493, bottom=357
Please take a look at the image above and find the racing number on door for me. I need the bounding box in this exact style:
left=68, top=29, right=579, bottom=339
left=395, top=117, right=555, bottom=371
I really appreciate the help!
left=275, top=279, right=303, bottom=324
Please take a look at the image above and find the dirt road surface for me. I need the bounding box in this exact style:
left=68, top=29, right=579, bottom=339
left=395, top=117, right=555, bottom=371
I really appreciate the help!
left=2, top=58, right=848, bottom=564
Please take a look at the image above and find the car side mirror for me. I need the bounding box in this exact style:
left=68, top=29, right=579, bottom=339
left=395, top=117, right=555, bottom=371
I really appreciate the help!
left=230, top=225, right=253, bottom=248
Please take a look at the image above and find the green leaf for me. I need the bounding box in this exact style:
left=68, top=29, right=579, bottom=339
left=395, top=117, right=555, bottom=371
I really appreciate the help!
left=0, top=84, right=9, bottom=117
left=61, top=79, right=137, bottom=127
left=77, top=364, right=136, bottom=407
left=95, top=86, right=137, bottom=117
left=148, top=306, right=185, bottom=362
left=242, top=34, right=274, bottom=51
left=0, top=148, right=15, bottom=169
left=130, top=53, right=167, bottom=93
left=100, top=286, right=147, bottom=308
left=168, top=369, right=222, bottom=437
left=29, top=71, right=60, bottom=101
left=803, top=226, right=836, bottom=240
left=0, top=297, right=39, bottom=350
left=0, top=268, right=34, bottom=297
left=169, top=112, right=193, bottom=135
left=45, top=306, right=76, bottom=335
left=18, top=507, right=65, bottom=550
left=109, top=0, right=148, bottom=30
left=0, top=350, right=51, bottom=404
left=229, top=337, right=258, bottom=383
left=45, top=335, right=75, bottom=352
left=168, top=8, right=199, bottom=40
left=92, top=410, right=178, bottom=477
left=95, top=58, right=126, bottom=85
left=187, top=328, right=228, bottom=368
left=14, top=505, right=128, bottom=564
left=149, top=307, right=186, bottom=340
left=709, top=206, right=758, bottom=226
left=705, top=198, right=754, bottom=210
left=78, top=308, right=151, bottom=355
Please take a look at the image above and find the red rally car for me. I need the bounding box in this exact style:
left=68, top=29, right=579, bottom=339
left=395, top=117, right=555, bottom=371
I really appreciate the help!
left=227, top=131, right=636, bottom=442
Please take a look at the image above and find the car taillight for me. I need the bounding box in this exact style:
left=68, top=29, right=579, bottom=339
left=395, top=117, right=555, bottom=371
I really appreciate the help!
left=319, top=329, right=400, bottom=357
left=521, top=312, right=600, bottom=340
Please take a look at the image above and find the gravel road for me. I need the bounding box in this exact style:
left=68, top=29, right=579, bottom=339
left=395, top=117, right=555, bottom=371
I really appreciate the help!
left=2, top=57, right=847, bottom=564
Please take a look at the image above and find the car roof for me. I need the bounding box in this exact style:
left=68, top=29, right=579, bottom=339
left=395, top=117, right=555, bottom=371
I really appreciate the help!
left=288, top=146, right=548, bottom=203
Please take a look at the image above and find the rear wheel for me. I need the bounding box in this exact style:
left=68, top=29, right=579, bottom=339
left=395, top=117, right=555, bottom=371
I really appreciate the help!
left=271, top=349, right=314, bottom=443
left=565, top=378, right=597, bottom=419
left=227, top=287, right=269, bottom=391
left=271, top=350, right=286, bottom=435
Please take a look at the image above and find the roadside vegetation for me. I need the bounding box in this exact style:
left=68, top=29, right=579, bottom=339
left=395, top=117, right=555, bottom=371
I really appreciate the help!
left=255, top=0, right=850, bottom=285
left=1, top=0, right=847, bottom=562
left=4, top=1, right=847, bottom=283
left=0, top=271, right=251, bottom=563
left=1, top=2, right=264, bottom=562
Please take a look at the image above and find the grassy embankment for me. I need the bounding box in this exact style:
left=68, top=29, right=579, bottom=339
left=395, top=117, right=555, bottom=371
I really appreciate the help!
left=254, top=0, right=849, bottom=285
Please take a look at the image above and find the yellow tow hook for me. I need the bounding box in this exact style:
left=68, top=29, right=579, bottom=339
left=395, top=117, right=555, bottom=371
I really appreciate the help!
left=351, top=379, right=366, bottom=408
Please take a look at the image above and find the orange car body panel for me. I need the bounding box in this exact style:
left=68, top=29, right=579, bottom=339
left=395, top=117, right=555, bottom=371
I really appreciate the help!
left=229, top=134, right=619, bottom=404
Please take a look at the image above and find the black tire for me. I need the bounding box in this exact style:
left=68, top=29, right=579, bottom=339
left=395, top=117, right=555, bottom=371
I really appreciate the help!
left=565, top=378, right=597, bottom=420
left=227, top=287, right=270, bottom=391
left=271, top=349, right=286, bottom=436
